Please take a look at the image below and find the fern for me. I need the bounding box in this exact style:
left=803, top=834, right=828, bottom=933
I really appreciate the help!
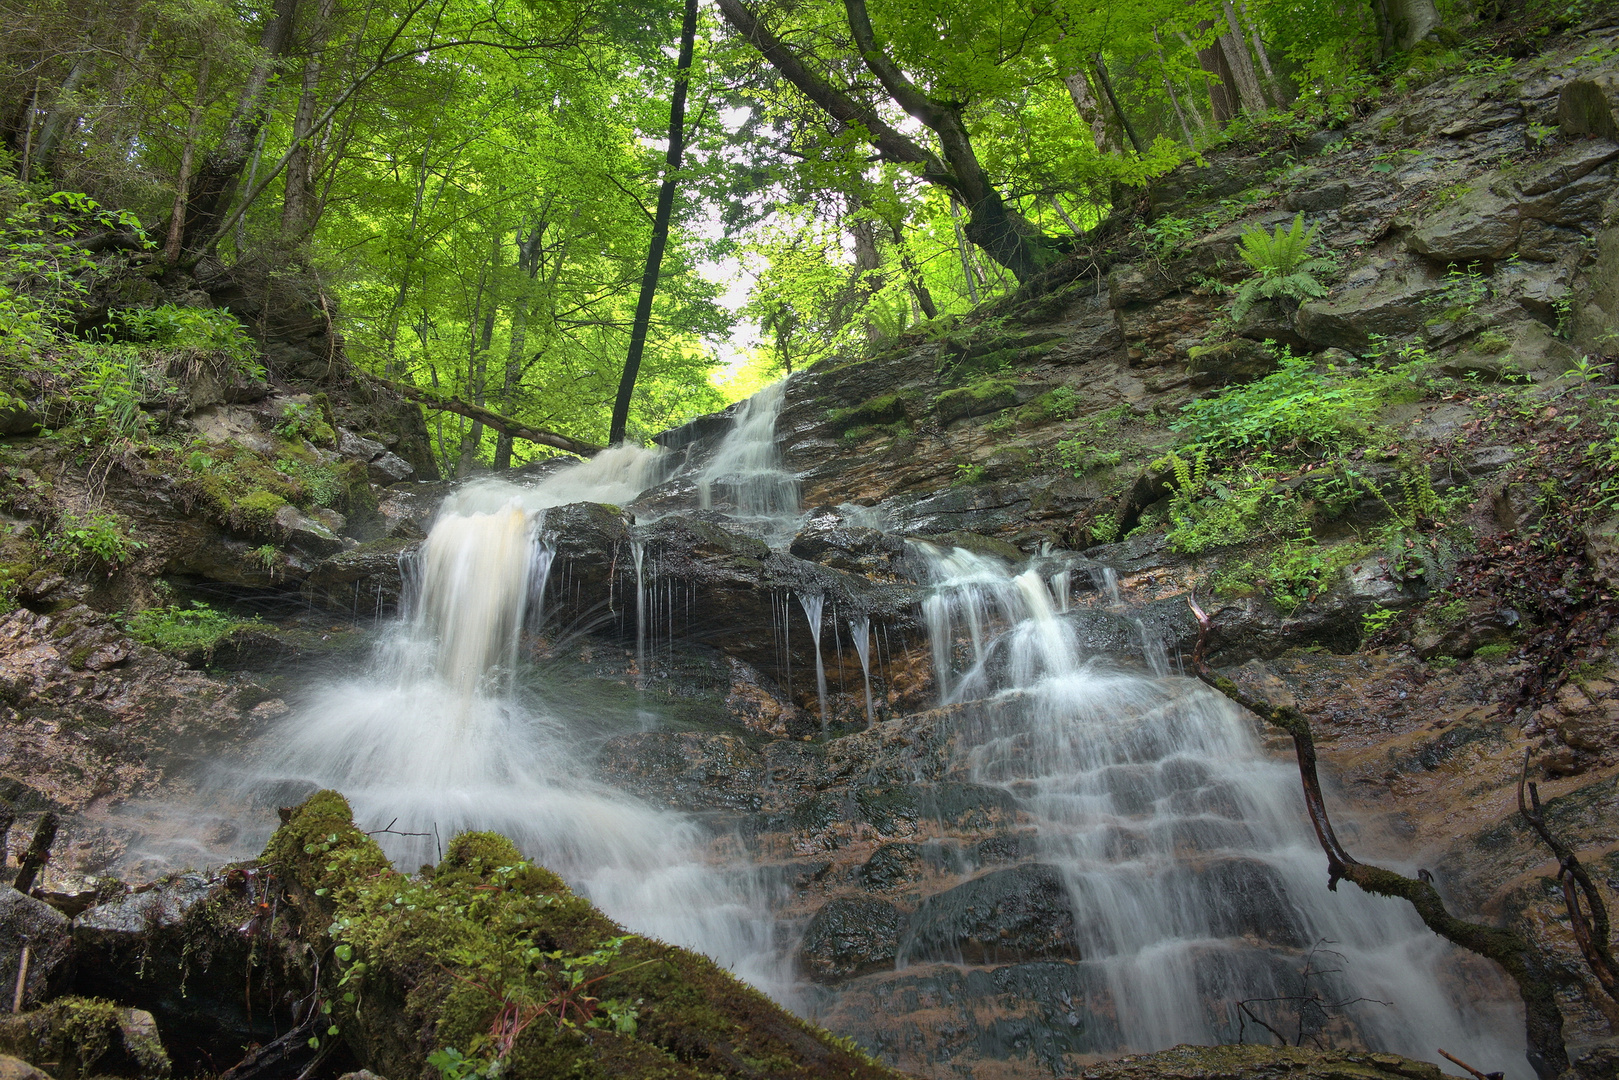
left=1230, top=212, right=1334, bottom=320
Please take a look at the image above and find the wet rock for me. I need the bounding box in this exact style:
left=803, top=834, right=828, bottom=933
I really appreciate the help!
left=1078, top=1043, right=1444, bottom=1080
left=1294, top=258, right=1447, bottom=350
left=900, top=863, right=1079, bottom=965
left=596, top=732, right=764, bottom=812
left=366, top=451, right=414, bottom=485
left=1406, top=141, right=1619, bottom=262
left=0, top=890, right=72, bottom=1009
left=372, top=480, right=448, bottom=540
left=0, top=1056, right=50, bottom=1080
left=859, top=843, right=924, bottom=891
left=0, top=998, right=171, bottom=1079
left=72, top=873, right=214, bottom=938
left=797, top=896, right=905, bottom=981
left=271, top=504, right=345, bottom=556
left=1408, top=601, right=1519, bottom=660
left=301, top=537, right=412, bottom=617
left=337, top=429, right=387, bottom=462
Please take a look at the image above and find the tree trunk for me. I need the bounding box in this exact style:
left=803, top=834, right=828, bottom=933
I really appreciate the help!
left=716, top=0, right=1055, bottom=284
left=165, top=57, right=212, bottom=263
left=1194, top=22, right=1239, bottom=124
left=949, top=200, right=979, bottom=304
left=33, top=55, right=90, bottom=176
left=1238, top=1, right=1284, bottom=104
left=1092, top=53, right=1144, bottom=155
left=848, top=209, right=885, bottom=341
left=1220, top=1, right=1270, bottom=111
left=458, top=232, right=500, bottom=475
left=1373, top=0, right=1442, bottom=56
left=1062, top=69, right=1114, bottom=153
left=177, top=0, right=298, bottom=256
left=282, top=0, right=339, bottom=240
left=608, top=0, right=697, bottom=445
left=889, top=221, right=937, bottom=320
left=494, top=222, right=546, bottom=471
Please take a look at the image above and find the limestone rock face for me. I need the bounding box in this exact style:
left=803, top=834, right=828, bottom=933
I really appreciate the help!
left=798, top=896, right=905, bottom=981
left=899, top=863, right=1079, bottom=966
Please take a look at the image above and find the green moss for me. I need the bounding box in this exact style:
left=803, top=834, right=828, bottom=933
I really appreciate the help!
left=265, top=792, right=901, bottom=1080
left=826, top=393, right=908, bottom=432
left=934, top=379, right=1017, bottom=423
left=0, top=995, right=171, bottom=1079
left=231, top=489, right=289, bottom=532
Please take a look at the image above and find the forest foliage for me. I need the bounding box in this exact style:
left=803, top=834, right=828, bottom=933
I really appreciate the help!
left=0, top=0, right=1593, bottom=471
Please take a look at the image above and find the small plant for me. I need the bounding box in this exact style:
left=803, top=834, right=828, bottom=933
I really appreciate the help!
left=1230, top=213, right=1333, bottom=320
left=1425, top=262, right=1489, bottom=327
left=121, top=601, right=246, bottom=653
left=110, top=305, right=263, bottom=380
left=952, top=462, right=986, bottom=486
left=1361, top=606, right=1400, bottom=637
left=47, top=509, right=143, bottom=569
left=275, top=401, right=335, bottom=445
left=1055, top=439, right=1122, bottom=476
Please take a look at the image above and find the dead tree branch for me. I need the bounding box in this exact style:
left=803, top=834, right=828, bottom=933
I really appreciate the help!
left=365, top=374, right=602, bottom=458
left=1187, top=592, right=1567, bottom=1079
left=1518, top=750, right=1619, bottom=1001
left=11, top=813, right=58, bottom=894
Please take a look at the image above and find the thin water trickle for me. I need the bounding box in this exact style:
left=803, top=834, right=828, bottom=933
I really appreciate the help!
left=797, top=591, right=828, bottom=726
left=908, top=542, right=1527, bottom=1076
left=850, top=614, right=874, bottom=724
left=695, top=380, right=801, bottom=543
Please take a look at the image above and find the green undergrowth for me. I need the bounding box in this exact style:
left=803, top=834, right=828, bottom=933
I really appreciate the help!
left=118, top=601, right=258, bottom=654
left=266, top=792, right=898, bottom=1080
left=0, top=994, right=172, bottom=1079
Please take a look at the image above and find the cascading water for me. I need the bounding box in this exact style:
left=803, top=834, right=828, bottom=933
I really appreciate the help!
left=907, top=542, right=1527, bottom=1075
left=233, top=444, right=789, bottom=995
left=695, top=379, right=800, bottom=543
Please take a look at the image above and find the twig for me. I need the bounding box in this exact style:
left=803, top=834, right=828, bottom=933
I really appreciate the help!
left=1438, top=1048, right=1502, bottom=1080
left=366, top=818, right=433, bottom=840
left=1517, top=750, right=1619, bottom=1000
left=12, top=813, right=59, bottom=894
left=11, top=945, right=29, bottom=1012
left=1187, top=590, right=1572, bottom=1079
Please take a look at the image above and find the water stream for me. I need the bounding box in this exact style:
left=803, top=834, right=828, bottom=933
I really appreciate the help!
left=128, top=377, right=1524, bottom=1075
left=908, top=542, right=1525, bottom=1071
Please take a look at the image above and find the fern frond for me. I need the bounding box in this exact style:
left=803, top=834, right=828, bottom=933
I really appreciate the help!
left=1237, top=212, right=1321, bottom=277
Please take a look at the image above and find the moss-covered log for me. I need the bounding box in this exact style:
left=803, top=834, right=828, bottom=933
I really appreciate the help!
left=265, top=791, right=907, bottom=1080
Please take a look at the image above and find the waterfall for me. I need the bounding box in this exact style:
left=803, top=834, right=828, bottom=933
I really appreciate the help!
left=631, top=539, right=647, bottom=682
left=695, top=379, right=800, bottom=542
left=797, top=591, right=828, bottom=725
left=910, top=543, right=1526, bottom=1075
left=850, top=614, right=875, bottom=724
left=236, top=454, right=789, bottom=997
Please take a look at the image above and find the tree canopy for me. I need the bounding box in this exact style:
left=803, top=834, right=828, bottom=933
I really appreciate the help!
left=0, top=0, right=1550, bottom=470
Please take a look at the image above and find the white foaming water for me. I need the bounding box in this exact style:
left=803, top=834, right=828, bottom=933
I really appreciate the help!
left=239, top=451, right=788, bottom=997
left=910, top=542, right=1528, bottom=1077
left=696, top=380, right=800, bottom=540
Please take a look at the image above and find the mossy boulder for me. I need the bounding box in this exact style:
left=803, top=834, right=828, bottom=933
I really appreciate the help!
left=0, top=997, right=170, bottom=1079
left=266, top=791, right=905, bottom=1080
left=1078, top=1044, right=1443, bottom=1080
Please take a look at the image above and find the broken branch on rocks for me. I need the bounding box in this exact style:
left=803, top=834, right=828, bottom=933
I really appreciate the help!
left=11, top=815, right=58, bottom=896
left=1187, top=592, right=1568, bottom=1080
left=1518, top=750, right=1619, bottom=1002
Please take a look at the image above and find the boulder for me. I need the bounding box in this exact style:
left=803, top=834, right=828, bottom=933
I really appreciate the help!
left=0, top=889, right=72, bottom=1010
left=301, top=537, right=413, bottom=617
left=900, top=863, right=1079, bottom=965
left=366, top=451, right=413, bottom=485
left=0, top=1056, right=49, bottom=1080
left=0, top=999, right=170, bottom=1079
left=1559, top=73, right=1619, bottom=139
left=271, top=504, right=345, bottom=556
left=1406, top=141, right=1619, bottom=262
left=337, top=428, right=387, bottom=462
left=797, top=896, right=905, bottom=981
left=1295, top=258, right=1447, bottom=350
left=1185, top=339, right=1278, bottom=386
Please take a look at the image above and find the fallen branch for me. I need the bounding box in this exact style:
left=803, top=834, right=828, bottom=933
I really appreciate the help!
left=1186, top=592, right=1568, bottom=1080
left=11, top=813, right=58, bottom=894
left=1438, top=1048, right=1502, bottom=1080
left=1518, top=750, right=1619, bottom=1001
left=364, top=374, right=602, bottom=458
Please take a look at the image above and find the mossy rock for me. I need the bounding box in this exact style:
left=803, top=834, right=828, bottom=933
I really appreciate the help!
left=265, top=791, right=903, bottom=1080
left=0, top=997, right=171, bottom=1079
left=826, top=393, right=910, bottom=432
left=934, top=379, right=1018, bottom=423
left=229, top=489, right=290, bottom=533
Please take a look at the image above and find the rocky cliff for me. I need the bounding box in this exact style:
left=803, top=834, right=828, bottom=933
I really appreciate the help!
left=4, top=12, right=1619, bottom=1080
